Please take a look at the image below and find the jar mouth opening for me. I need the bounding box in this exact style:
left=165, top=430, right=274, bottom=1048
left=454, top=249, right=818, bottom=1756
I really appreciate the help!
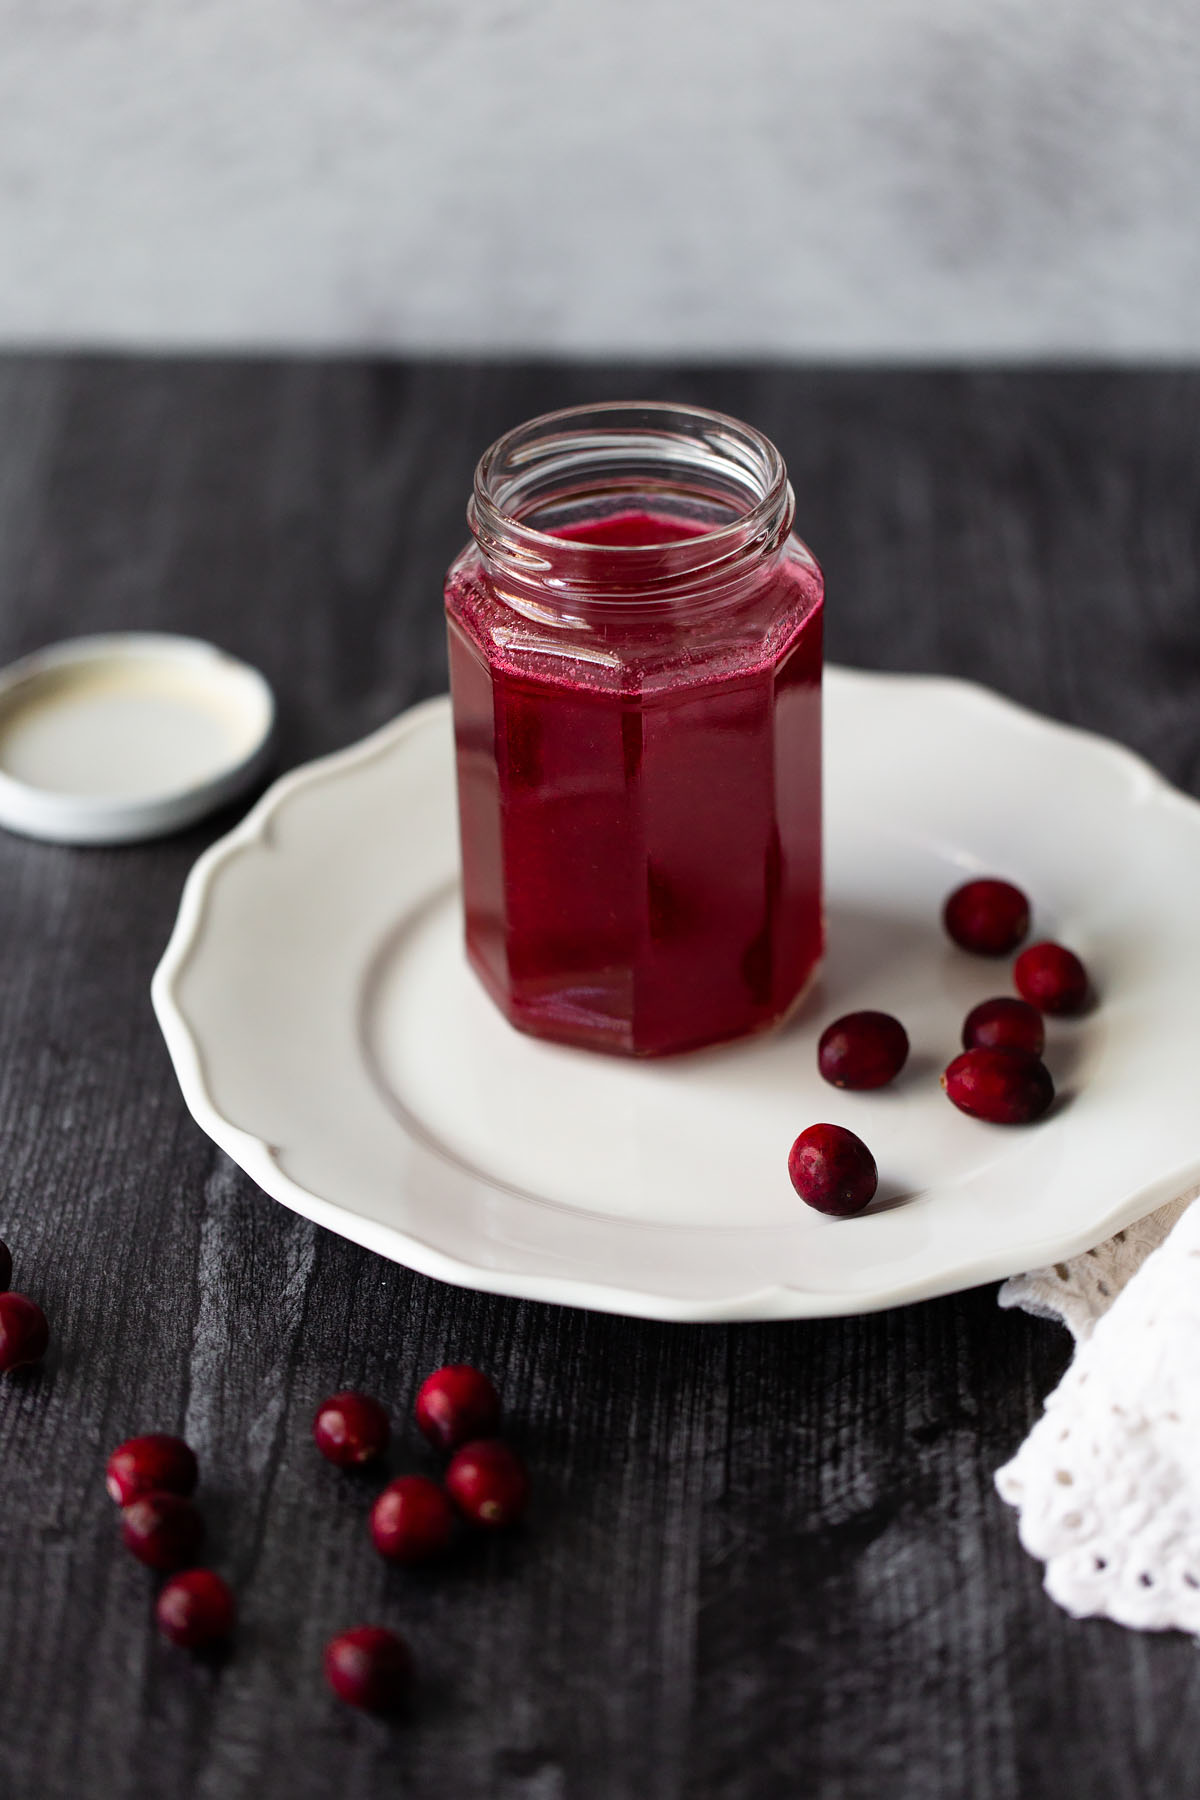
left=470, top=401, right=793, bottom=585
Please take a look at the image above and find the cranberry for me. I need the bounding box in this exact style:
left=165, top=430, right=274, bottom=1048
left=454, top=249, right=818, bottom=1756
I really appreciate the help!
left=370, top=1475, right=456, bottom=1564
left=446, top=1439, right=530, bottom=1528
left=787, top=1124, right=878, bottom=1217
left=818, top=1010, right=909, bottom=1089
left=106, top=1434, right=199, bottom=1506
left=415, top=1364, right=501, bottom=1452
left=943, top=878, right=1030, bottom=955
left=324, top=1626, right=413, bottom=1713
left=156, top=1569, right=236, bottom=1649
left=942, top=1048, right=1054, bottom=1124
left=0, top=1293, right=49, bottom=1373
left=120, top=1492, right=205, bottom=1571
left=313, top=1392, right=390, bottom=1468
left=0, top=1238, right=10, bottom=1292
left=961, top=996, right=1045, bottom=1057
left=1014, top=940, right=1089, bottom=1015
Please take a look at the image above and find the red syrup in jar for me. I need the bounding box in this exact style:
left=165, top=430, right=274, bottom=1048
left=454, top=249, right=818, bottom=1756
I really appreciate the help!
left=446, top=506, right=823, bottom=1058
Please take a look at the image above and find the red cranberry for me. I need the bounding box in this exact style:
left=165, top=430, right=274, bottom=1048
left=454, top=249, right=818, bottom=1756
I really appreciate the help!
left=0, top=1238, right=11, bottom=1292
left=156, top=1569, right=236, bottom=1649
left=415, top=1364, right=501, bottom=1452
left=1014, top=940, right=1089, bottom=1015
left=324, top=1626, right=413, bottom=1713
left=961, top=996, right=1045, bottom=1057
left=446, top=1439, right=530, bottom=1528
left=942, top=1048, right=1054, bottom=1124
left=943, top=878, right=1030, bottom=955
left=0, top=1293, right=49, bottom=1373
left=370, top=1475, right=456, bottom=1564
left=313, top=1392, right=390, bottom=1468
left=120, top=1492, right=205, bottom=1571
left=818, top=1010, right=909, bottom=1090
left=787, top=1124, right=878, bottom=1217
left=106, top=1434, right=199, bottom=1506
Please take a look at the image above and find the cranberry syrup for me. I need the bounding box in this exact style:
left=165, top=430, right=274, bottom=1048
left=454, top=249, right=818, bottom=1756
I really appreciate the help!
left=446, top=503, right=823, bottom=1058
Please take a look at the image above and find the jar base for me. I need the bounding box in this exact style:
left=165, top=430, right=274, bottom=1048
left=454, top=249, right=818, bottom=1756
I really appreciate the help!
left=466, top=937, right=825, bottom=1060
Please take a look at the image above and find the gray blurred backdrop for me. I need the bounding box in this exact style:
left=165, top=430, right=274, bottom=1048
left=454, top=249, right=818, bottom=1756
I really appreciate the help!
left=1, top=0, right=1196, bottom=357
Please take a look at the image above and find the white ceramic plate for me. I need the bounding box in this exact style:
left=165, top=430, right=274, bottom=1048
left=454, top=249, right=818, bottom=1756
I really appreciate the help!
left=152, top=668, right=1200, bottom=1322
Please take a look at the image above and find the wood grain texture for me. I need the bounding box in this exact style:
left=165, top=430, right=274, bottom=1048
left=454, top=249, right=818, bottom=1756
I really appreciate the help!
left=1, top=359, right=1199, bottom=1800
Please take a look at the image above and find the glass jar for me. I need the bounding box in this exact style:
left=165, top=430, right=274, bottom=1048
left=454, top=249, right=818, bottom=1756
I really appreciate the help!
left=444, top=401, right=823, bottom=1057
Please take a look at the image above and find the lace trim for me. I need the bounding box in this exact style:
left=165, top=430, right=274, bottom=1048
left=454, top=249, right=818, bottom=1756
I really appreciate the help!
left=996, top=1186, right=1200, bottom=1632
left=998, top=1193, right=1195, bottom=1343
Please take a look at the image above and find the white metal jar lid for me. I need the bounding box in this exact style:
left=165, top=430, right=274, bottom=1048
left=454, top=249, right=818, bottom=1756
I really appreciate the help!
left=0, top=633, right=276, bottom=844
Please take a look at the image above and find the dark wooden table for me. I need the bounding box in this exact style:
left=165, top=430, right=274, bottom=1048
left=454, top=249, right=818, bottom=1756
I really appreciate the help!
left=1, top=359, right=1198, bottom=1800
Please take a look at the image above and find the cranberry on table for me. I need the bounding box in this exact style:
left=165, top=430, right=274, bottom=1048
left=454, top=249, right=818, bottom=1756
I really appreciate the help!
left=942, top=1048, right=1054, bottom=1124
left=120, top=1492, right=206, bottom=1571
left=787, top=1124, right=878, bottom=1217
left=313, top=1392, right=391, bottom=1467
left=961, top=996, right=1045, bottom=1057
left=324, top=1626, right=413, bottom=1713
left=817, top=1010, right=909, bottom=1090
left=943, top=878, right=1031, bottom=956
left=1014, top=940, right=1090, bottom=1015
left=0, top=1293, right=49, bottom=1374
left=156, top=1569, right=236, bottom=1649
left=106, top=1434, right=199, bottom=1506
left=415, top=1364, right=501, bottom=1452
left=446, top=1439, right=530, bottom=1528
left=0, top=1238, right=10, bottom=1292
left=370, top=1475, right=456, bottom=1565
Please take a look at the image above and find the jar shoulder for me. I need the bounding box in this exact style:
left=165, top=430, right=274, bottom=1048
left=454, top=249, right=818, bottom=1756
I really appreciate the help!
left=444, top=538, right=822, bottom=693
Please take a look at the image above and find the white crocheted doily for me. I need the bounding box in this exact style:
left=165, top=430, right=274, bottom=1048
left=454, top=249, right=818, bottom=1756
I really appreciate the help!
left=996, top=1186, right=1200, bottom=1632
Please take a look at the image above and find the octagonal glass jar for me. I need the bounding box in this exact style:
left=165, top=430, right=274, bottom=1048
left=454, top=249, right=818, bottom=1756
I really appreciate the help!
left=444, top=402, right=823, bottom=1057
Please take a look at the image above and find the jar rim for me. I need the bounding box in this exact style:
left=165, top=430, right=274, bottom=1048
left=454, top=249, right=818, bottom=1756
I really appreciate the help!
left=470, top=400, right=792, bottom=566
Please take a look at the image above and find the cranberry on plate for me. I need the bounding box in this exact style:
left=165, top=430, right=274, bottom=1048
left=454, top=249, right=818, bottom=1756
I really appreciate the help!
left=943, top=879, right=1030, bottom=956
left=787, top=1124, right=878, bottom=1218
left=961, top=996, right=1045, bottom=1058
left=1014, top=941, right=1090, bottom=1015
left=942, top=1048, right=1054, bottom=1124
left=817, top=1011, right=909, bottom=1090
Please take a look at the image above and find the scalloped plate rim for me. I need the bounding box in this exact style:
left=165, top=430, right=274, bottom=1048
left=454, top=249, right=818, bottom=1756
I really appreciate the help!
left=151, top=669, right=1200, bottom=1322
